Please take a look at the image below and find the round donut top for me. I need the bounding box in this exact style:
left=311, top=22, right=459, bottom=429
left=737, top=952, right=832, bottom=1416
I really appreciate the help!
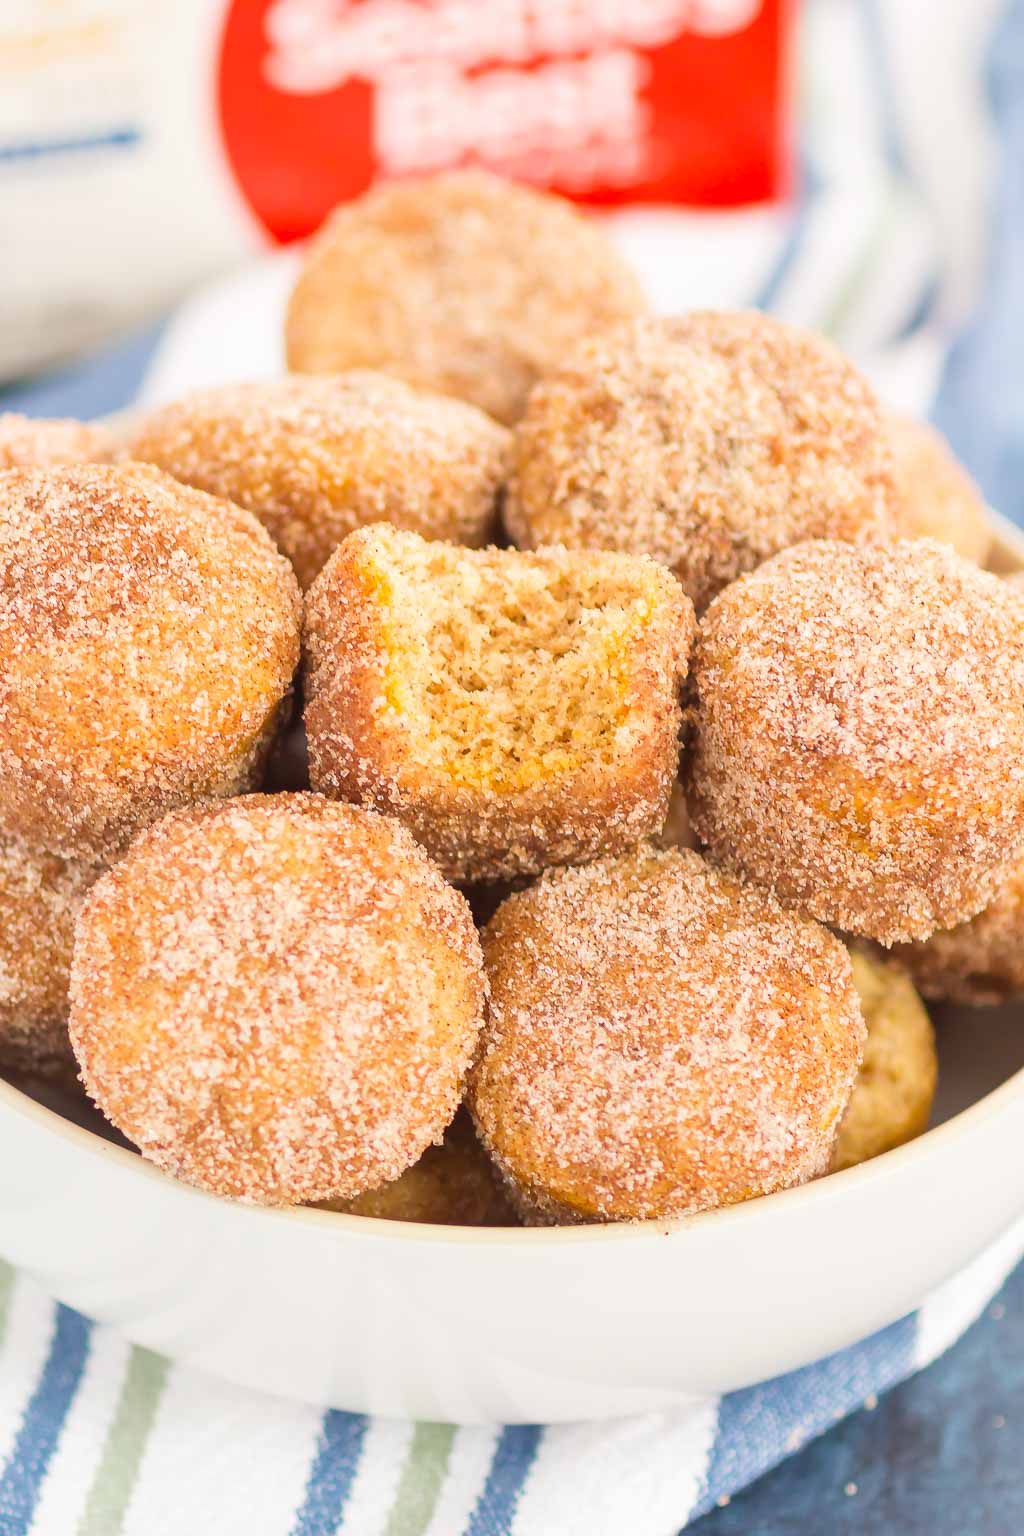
left=508, top=310, right=896, bottom=609
left=0, top=463, right=301, bottom=855
left=70, top=794, right=486, bottom=1204
left=0, top=461, right=297, bottom=645
left=472, top=844, right=862, bottom=1222
left=697, top=537, right=1024, bottom=801
left=127, top=372, right=511, bottom=587
left=285, top=170, right=648, bottom=425
left=0, top=413, right=113, bottom=470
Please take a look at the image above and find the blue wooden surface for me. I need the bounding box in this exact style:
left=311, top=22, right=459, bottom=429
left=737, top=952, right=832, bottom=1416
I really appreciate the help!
left=695, top=1263, right=1022, bottom=1534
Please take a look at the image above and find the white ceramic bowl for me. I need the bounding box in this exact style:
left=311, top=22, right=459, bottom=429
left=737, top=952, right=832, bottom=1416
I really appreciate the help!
left=1, top=518, right=1022, bottom=1426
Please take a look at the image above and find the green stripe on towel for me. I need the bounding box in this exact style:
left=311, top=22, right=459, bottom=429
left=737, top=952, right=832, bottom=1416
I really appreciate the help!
left=78, top=1347, right=169, bottom=1536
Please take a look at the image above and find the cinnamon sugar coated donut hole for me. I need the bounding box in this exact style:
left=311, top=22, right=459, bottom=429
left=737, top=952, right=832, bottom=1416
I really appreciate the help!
left=0, top=413, right=113, bottom=469
left=469, top=845, right=864, bottom=1223
left=506, top=311, right=898, bottom=610
left=304, top=524, right=694, bottom=882
left=285, top=170, right=648, bottom=425
left=126, top=373, right=511, bottom=590
left=830, top=949, right=936, bottom=1172
left=69, top=795, right=486, bottom=1206
left=321, top=1110, right=519, bottom=1226
left=0, top=836, right=101, bottom=1076
left=0, top=463, right=301, bottom=858
left=886, top=412, right=990, bottom=565
left=689, top=539, right=1024, bottom=944
left=892, top=856, right=1024, bottom=1006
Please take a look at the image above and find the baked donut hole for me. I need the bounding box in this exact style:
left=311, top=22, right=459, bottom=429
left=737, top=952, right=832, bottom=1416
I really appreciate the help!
left=126, top=373, right=511, bottom=590
left=689, top=538, right=1024, bottom=944
left=893, top=856, right=1024, bottom=1006
left=305, top=524, right=694, bottom=882
left=0, top=463, right=301, bottom=859
left=886, top=411, right=990, bottom=565
left=469, top=844, right=864, bottom=1223
left=507, top=310, right=898, bottom=610
left=0, top=413, right=113, bottom=469
left=830, top=948, right=937, bottom=1172
left=320, top=1109, right=519, bottom=1226
left=69, top=794, right=486, bottom=1206
left=0, top=836, right=102, bottom=1077
left=285, top=170, right=648, bottom=426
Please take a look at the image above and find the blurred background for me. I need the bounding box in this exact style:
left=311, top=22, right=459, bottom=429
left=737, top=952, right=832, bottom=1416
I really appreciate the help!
left=1, top=0, right=1020, bottom=512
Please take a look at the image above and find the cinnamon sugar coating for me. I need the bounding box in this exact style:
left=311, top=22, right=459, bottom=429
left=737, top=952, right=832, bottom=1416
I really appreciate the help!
left=0, top=836, right=102, bottom=1076
left=320, top=1108, right=518, bottom=1225
left=0, top=463, right=301, bottom=858
left=469, top=845, right=864, bottom=1223
left=126, top=373, right=511, bottom=590
left=689, top=538, right=1024, bottom=943
left=886, top=412, right=990, bottom=564
left=304, top=524, right=694, bottom=882
left=892, top=856, right=1024, bottom=1005
left=0, top=413, right=113, bottom=470
left=69, top=795, right=486, bottom=1205
left=830, top=948, right=936, bottom=1172
left=285, top=171, right=648, bottom=426
left=507, top=310, right=898, bottom=610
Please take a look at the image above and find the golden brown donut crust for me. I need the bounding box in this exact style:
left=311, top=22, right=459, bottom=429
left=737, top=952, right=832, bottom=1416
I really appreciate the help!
left=285, top=170, right=648, bottom=425
left=304, top=524, right=695, bottom=882
left=506, top=311, right=898, bottom=610
left=689, top=538, right=1024, bottom=944
left=0, top=413, right=113, bottom=470
left=0, top=463, right=301, bottom=858
left=892, top=856, right=1024, bottom=1005
left=469, top=845, right=864, bottom=1223
left=830, top=948, right=936, bottom=1171
left=886, top=412, right=990, bottom=565
left=0, top=836, right=102, bottom=1076
left=69, top=794, right=486, bottom=1205
left=126, top=373, right=511, bottom=590
left=321, top=1109, right=519, bottom=1226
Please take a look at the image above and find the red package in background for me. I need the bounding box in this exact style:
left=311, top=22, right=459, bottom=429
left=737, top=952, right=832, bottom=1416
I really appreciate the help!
left=218, top=0, right=794, bottom=243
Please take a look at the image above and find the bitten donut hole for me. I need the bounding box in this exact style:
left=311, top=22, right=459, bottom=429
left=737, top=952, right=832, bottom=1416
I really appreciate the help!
left=306, top=515, right=692, bottom=881
left=375, top=540, right=663, bottom=792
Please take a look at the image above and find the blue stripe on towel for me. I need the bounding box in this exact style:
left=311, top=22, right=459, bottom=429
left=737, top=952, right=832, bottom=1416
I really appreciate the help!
left=290, top=1411, right=369, bottom=1536
left=0, top=1304, right=92, bottom=1534
left=464, top=1425, right=543, bottom=1536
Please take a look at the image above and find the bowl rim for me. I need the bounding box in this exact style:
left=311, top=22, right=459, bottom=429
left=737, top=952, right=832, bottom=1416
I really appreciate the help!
left=9, top=509, right=1024, bottom=1250
left=5, top=1017, right=1023, bottom=1250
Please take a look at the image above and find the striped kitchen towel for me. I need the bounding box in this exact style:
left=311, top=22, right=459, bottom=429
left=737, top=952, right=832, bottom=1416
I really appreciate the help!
left=0, top=1221, right=1020, bottom=1536
left=4, top=2, right=1024, bottom=1532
